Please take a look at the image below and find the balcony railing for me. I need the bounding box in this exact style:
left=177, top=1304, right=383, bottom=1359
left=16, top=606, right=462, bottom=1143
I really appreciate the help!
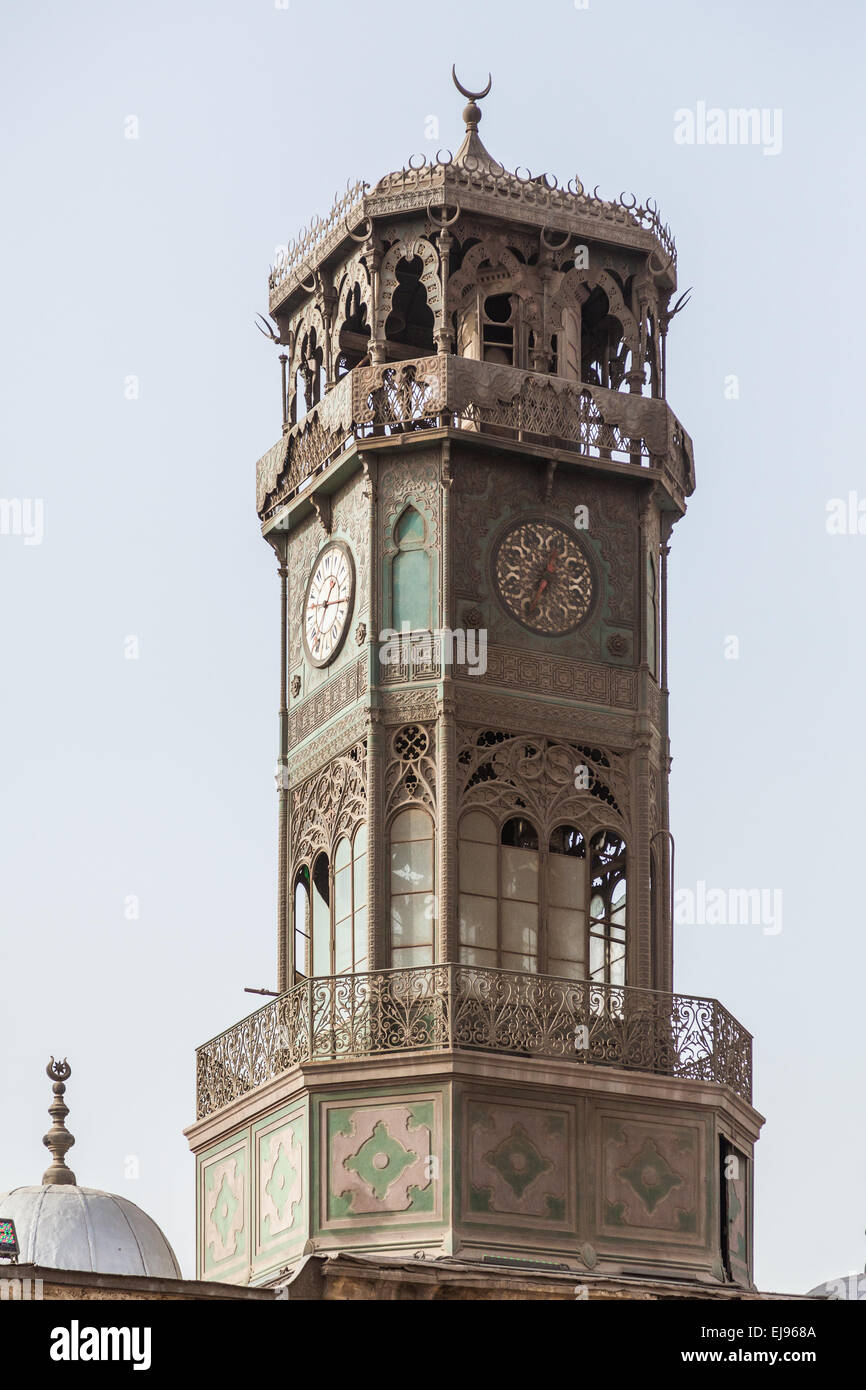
left=195, top=965, right=752, bottom=1119
left=256, top=355, right=695, bottom=519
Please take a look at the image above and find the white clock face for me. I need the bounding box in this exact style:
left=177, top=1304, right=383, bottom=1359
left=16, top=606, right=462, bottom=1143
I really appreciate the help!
left=303, top=543, right=354, bottom=668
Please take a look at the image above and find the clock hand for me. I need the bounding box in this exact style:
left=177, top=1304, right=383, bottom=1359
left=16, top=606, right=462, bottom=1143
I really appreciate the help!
left=526, top=546, right=562, bottom=614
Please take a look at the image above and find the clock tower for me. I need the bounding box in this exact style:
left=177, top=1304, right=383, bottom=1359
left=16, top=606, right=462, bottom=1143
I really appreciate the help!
left=188, top=73, right=762, bottom=1297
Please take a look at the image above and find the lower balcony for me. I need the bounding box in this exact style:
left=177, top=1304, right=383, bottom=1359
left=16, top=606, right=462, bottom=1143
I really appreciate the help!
left=195, top=965, right=752, bottom=1121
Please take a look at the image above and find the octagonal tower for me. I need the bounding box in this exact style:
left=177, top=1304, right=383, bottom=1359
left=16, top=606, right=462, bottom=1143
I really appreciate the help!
left=187, top=73, right=761, bottom=1297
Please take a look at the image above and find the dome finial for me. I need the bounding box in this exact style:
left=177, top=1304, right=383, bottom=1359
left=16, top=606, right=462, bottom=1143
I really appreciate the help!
left=42, top=1057, right=77, bottom=1186
left=452, top=65, right=492, bottom=132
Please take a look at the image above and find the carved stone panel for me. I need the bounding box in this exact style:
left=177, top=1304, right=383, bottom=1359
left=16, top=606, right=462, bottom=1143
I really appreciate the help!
left=451, top=449, right=640, bottom=664
left=456, top=725, right=630, bottom=835
left=463, top=1097, right=575, bottom=1232
left=200, top=1136, right=249, bottom=1282
left=254, top=1107, right=306, bottom=1269
left=288, top=659, right=368, bottom=747
left=384, top=721, right=437, bottom=820
left=319, top=1093, right=443, bottom=1230
left=291, top=741, right=367, bottom=864
left=598, top=1113, right=706, bottom=1245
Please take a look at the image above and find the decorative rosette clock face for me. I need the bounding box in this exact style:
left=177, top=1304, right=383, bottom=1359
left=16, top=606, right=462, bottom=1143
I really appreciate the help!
left=303, top=541, right=355, bottom=667
left=492, top=517, right=594, bottom=636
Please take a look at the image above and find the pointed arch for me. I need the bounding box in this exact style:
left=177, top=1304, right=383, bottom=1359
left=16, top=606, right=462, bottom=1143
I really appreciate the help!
left=390, top=502, right=432, bottom=632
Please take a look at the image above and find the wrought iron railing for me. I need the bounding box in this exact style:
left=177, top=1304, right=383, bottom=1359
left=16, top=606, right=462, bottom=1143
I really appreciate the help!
left=195, top=964, right=752, bottom=1119
left=256, top=354, right=694, bottom=519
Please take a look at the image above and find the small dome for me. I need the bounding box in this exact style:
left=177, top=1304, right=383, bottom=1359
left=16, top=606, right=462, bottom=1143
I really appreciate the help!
left=0, top=1185, right=181, bottom=1279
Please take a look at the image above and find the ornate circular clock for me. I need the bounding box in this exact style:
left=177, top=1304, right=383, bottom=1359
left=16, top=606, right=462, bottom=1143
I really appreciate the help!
left=492, top=517, right=595, bottom=636
left=302, top=540, right=355, bottom=667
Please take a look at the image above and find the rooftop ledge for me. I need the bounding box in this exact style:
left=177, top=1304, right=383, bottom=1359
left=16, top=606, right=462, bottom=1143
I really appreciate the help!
left=256, top=354, right=695, bottom=522
left=195, top=964, right=752, bottom=1121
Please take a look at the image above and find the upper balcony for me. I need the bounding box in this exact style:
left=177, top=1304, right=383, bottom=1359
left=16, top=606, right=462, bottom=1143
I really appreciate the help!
left=195, top=964, right=752, bottom=1120
left=256, top=354, right=695, bottom=524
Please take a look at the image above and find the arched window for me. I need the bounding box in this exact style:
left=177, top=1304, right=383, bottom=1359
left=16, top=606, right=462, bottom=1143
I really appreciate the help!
left=500, top=818, right=540, bottom=972
left=311, top=852, right=330, bottom=977
left=547, top=826, right=586, bottom=979
left=304, top=828, right=369, bottom=978
left=457, top=811, right=498, bottom=967
left=457, top=813, right=627, bottom=984
left=330, top=828, right=368, bottom=973
left=293, top=868, right=310, bottom=980
left=580, top=287, right=629, bottom=390
left=457, top=813, right=541, bottom=973
left=389, top=808, right=435, bottom=968
left=589, top=830, right=627, bottom=985
left=351, top=826, right=369, bottom=973
left=391, top=506, right=431, bottom=632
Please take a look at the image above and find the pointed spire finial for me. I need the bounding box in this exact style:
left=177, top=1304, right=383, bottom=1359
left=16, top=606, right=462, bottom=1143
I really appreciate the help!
left=452, top=65, right=492, bottom=132
left=42, top=1057, right=77, bottom=1186
left=451, top=67, right=502, bottom=175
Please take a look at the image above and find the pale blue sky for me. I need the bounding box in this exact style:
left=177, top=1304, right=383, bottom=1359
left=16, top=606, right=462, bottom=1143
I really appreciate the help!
left=2, top=0, right=863, bottom=1292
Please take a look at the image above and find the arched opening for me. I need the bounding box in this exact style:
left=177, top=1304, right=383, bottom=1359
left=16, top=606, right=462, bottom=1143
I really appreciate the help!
left=581, top=287, right=628, bottom=390
left=336, top=281, right=370, bottom=377
left=292, top=327, right=325, bottom=423
left=311, top=851, right=330, bottom=977
left=384, top=256, right=435, bottom=355
left=293, top=868, right=310, bottom=980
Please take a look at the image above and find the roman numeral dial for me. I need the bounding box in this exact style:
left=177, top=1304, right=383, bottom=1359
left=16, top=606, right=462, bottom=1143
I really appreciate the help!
left=302, top=541, right=355, bottom=668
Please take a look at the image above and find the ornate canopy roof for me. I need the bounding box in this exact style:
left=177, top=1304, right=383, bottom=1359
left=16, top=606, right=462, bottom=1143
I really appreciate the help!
left=268, top=68, right=677, bottom=317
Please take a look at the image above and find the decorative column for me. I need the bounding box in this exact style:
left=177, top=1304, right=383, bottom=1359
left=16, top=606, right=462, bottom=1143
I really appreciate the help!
left=279, top=353, right=288, bottom=431
left=367, top=240, right=386, bottom=365
left=657, top=512, right=675, bottom=991
left=360, top=452, right=385, bottom=968
left=437, top=443, right=457, bottom=962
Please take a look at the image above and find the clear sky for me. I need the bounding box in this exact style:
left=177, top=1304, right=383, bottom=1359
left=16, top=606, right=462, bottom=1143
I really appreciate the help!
left=1, top=0, right=863, bottom=1294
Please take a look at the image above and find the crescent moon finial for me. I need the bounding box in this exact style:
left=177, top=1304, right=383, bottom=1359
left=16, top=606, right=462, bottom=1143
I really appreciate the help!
left=452, top=65, right=492, bottom=103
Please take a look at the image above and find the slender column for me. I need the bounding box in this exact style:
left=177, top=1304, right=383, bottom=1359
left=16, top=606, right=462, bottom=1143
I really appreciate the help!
left=631, top=726, right=654, bottom=992
left=657, top=513, right=675, bottom=990
left=279, top=354, right=288, bottom=431
left=360, top=452, right=385, bottom=967
left=435, top=221, right=455, bottom=355
left=437, top=443, right=456, bottom=962
left=367, top=711, right=385, bottom=967
left=275, top=536, right=290, bottom=991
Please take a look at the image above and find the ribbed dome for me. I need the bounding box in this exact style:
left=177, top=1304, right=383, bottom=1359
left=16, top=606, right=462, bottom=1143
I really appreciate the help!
left=0, top=1185, right=181, bottom=1278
